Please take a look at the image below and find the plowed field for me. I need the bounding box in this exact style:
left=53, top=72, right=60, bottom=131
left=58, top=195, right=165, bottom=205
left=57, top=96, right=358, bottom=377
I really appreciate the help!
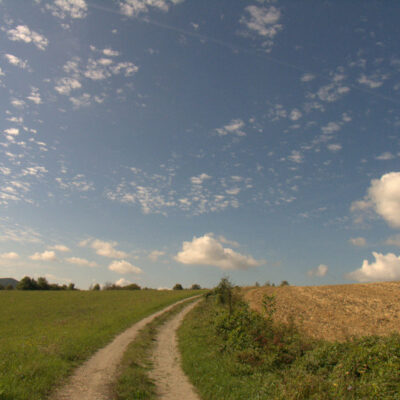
left=244, top=282, right=400, bottom=341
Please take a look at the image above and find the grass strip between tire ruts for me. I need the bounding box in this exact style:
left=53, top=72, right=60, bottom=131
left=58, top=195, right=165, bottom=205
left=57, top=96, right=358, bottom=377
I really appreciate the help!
left=113, top=297, right=199, bottom=400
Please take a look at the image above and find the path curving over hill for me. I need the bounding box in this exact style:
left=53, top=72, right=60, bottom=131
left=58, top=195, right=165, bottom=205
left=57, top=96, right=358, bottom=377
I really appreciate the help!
left=50, top=297, right=199, bottom=400
left=150, top=299, right=201, bottom=400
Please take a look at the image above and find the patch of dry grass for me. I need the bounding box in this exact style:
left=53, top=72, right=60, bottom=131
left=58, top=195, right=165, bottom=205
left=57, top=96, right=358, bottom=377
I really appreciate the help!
left=244, top=282, right=400, bottom=341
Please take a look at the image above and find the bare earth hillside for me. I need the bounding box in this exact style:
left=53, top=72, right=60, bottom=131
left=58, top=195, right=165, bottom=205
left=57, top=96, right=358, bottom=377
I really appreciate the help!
left=244, top=282, right=400, bottom=341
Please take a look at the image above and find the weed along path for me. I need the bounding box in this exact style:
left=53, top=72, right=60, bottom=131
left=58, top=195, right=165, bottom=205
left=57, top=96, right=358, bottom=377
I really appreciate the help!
left=150, top=299, right=201, bottom=400
left=50, top=296, right=200, bottom=400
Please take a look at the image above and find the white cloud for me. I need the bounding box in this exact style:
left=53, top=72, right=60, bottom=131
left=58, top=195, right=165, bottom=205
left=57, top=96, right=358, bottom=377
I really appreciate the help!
left=26, top=87, right=42, bottom=104
left=288, top=150, right=303, bottom=163
left=321, top=122, right=341, bottom=134
left=4, top=54, right=28, bottom=69
left=190, top=173, right=212, bottom=185
left=316, top=83, right=350, bottom=102
left=301, top=73, right=315, bottom=82
left=307, top=264, right=328, bottom=277
left=65, top=257, right=97, bottom=267
left=55, top=174, right=94, bottom=192
left=46, top=0, right=88, bottom=19
left=82, top=238, right=128, bottom=258
left=4, top=128, right=19, bottom=136
left=11, top=99, right=26, bottom=108
left=49, top=244, right=70, bottom=252
left=103, top=48, right=120, bottom=57
left=69, top=93, right=91, bottom=108
left=115, top=277, right=132, bottom=286
left=109, top=260, right=142, bottom=274
left=289, top=109, right=302, bottom=121
left=175, top=233, right=263, bottom=270
left=351, top=172, right=400, bottom=228
left=119, top=0, right=183, bottom=17
left=347, top=252, right=400, bottom=282
left=327, top=143, right=342, bottom=152
left=54, top=77, right=82, bottom=95
left=358, top=73, right=387, bottom=89
left=7, top=25, right=48, bottom=50
left=148, top=250, right=165, bottom=261
left=30, top=250, right=57, bottom=261
left=376, top=152, right=394, bottom=161
left=0, top=252, right=19, bottom=260
left=240, top=5, right=282, bottom=50
left=349, top=237, right=366, bottom=247
left=216, top=119, right=246, bottom=137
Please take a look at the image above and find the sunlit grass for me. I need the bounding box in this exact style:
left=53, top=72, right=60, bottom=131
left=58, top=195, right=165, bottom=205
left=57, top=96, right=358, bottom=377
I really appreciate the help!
left=0, top=290, right=199, bottom=400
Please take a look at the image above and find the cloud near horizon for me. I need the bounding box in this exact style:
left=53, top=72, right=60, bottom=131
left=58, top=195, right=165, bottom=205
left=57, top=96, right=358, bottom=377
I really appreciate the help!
left=108, top=260, right=143, bottom=274
left=347, top=252, right=400, bottom=282
left=307, top=264, right=328, bottom=277
left=351, top=172, right=400, bottom=228
left=175, top=233, right=264, bottom=270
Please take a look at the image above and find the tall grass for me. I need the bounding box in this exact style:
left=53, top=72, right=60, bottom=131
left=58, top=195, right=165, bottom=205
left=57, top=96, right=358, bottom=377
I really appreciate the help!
left=179, top=293, right=400, bottom=399
left=0, top=290, right=199, bottom=400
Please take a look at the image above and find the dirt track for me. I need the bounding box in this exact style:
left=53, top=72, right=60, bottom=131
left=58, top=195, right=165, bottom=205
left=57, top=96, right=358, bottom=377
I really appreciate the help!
left=50, top=297, right=198, bottom=400
left=150, top=300, right=201, bottom=400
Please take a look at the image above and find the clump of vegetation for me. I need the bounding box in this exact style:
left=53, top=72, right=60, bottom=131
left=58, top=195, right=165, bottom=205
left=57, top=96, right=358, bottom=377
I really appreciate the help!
left=102, top=282, right=141, bottom=290
left=179, top=278, right=400, bottom=399
left=173, top=283, right=183, bottom=290
left=16, top=276, right=76, bottom=290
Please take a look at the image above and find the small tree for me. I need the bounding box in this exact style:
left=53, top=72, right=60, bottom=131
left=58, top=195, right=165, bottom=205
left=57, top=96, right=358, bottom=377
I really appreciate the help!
left=191, top=284, right=201, bottom=290
left=37, top=277, right=50, bottom=290
left=17, top=276, right=38, bottom=290
left=280, top=280, right=290, bottom=287
left=68, top=283, right=76, bottom=290
left=173, top=283, right=183, bottom=290
left=124, top=283, right=141, bottom=290
left=92, top=283, right=101, bottom=291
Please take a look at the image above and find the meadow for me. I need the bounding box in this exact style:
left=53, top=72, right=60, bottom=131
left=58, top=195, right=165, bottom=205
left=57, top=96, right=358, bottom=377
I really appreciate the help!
left=0, top=290, right=199, bottom=400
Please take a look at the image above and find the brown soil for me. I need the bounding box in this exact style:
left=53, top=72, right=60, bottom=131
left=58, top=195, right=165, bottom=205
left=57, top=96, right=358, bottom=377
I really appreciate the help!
left=150, top=300, right=201, bottom=400
left=244, top=282, right=400, bottom=341
left=50, top=297, right=198, bottom=400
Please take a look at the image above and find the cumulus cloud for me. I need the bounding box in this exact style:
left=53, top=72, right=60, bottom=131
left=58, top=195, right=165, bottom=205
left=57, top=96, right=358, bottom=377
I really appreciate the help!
left=115, top=277, right=132, bottom=286
left=4, top=54, right=29, bottom=69
left=358, top=73, right=388, bottom=89
left=54, top=77, right=82, bottom=95
left=119, top=0, right=183, bottom=17
left=327, top=143, right=342, bottom=152
left=175, top=233, right=264, bottom=270
left=46, top=0, right=88, bottom=19
left=103, top=48, right=119, bottom=57
left=81, top=238, right=128, bottom=258
left=65, top=257, right=97, bottom=267
left=49, top=244, right=70, bottom=252
left=376, top=152, right=395, bottom=161
left=289, top=109, right=302, bottom=121
left=109, top=260, right=142, bottom=274
left=26, top=87, right=42, bottom=104
left=307, top=264, right=328, bottom=277
left=148, top=250, right=165, bottom=261
left=240, top=5, right=282, bottom=50
left=351, top=172, right=400, bottom=228
left=349, top=237, right=367, bottom=247
left=0, top=252, right=19, bottom=260
left=347, top=252, right=400, bottom=282
left=7, top=25, right=48, bottom=50
left=190, top=173, right=212, bottom=185
left=216, top=119, right=246, bottom=137
left=30, top=250, right=57, bottom=261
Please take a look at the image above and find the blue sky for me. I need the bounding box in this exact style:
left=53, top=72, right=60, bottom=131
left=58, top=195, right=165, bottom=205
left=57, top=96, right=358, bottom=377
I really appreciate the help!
left=1, top=0, right=400, bottom=289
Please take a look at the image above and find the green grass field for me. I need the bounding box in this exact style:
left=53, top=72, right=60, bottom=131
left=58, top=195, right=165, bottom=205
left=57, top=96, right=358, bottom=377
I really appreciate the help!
left=0, top=290, right=199, bottom=400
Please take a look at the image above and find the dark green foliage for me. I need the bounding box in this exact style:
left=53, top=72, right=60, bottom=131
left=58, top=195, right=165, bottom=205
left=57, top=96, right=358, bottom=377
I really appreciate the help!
left=124, top=283, right=141, bottom=290
left=0, top=284, right=4, bottom=290
left=280, top=280, right=290, bottom=287
left=5, top=285, right=13, bottom=291
left=37, top=277, right=50, bottom=290
left=92, top=283, right=101, bottom=291
left=103, top=283, right=141, bottom=290
left=173, top=283, right=183, bottom=290
left=191, top=284, right=201, bottom=290
left=16, top=276, right=73, bottom=290
left=17, top=276, right=39, bottom=290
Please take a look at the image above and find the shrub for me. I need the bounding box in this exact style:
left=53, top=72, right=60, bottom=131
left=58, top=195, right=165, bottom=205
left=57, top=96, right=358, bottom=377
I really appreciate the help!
left=191, top=284, right=201, bottom=290
left=173, top=283, right=183, bottom=290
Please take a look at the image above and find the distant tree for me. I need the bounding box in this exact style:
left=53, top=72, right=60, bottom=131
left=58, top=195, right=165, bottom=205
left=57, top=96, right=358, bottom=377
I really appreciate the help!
left=5, top=284, right=14, bottom=290
left=92, top=283, right=101, bottom=291
left=190, top=284, right=201, bottom=290
left=255, top=281, right=260, bottom=287
left=68, top=283, right=76, bottom=290
left=17, top=276, right=39, bottom=290
left=173, top=283, right=183, bottom=290
left=264, top=280, right=272, bottom=287
left=280, top=280, right=290, bottom=287
left=37, top=277, right=50, bottom=290
left=0, top=284, right=4, bottom=290
left=124, top=283, right=141, bottom=290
